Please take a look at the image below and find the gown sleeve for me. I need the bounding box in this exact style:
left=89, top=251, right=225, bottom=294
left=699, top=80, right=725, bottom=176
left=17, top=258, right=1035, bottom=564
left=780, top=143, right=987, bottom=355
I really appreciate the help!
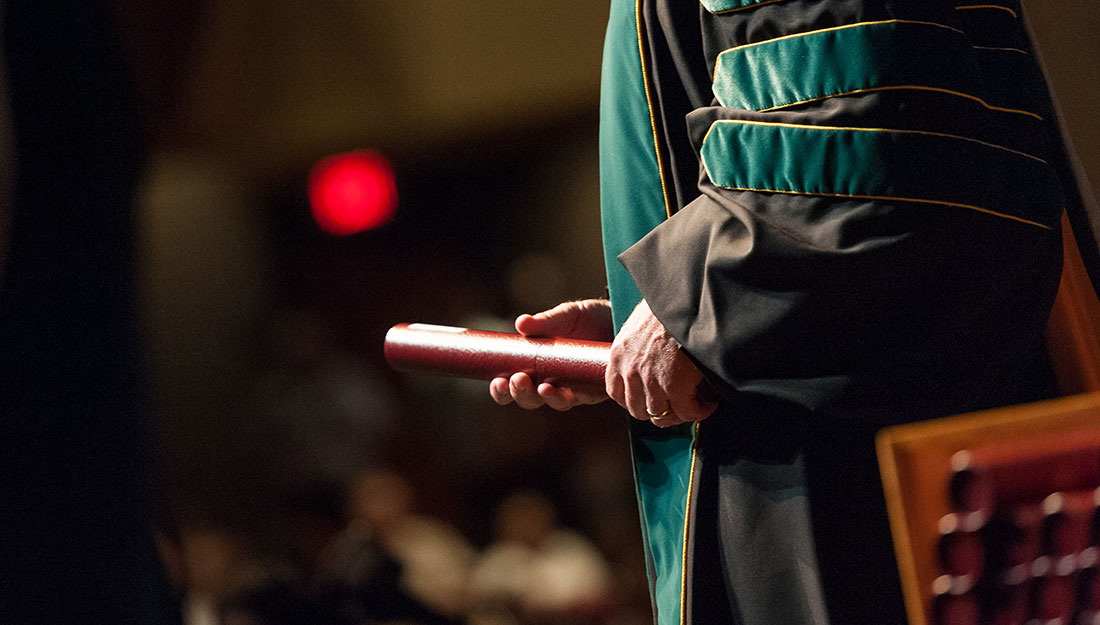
left=618, top=3, right=1066, bottom=424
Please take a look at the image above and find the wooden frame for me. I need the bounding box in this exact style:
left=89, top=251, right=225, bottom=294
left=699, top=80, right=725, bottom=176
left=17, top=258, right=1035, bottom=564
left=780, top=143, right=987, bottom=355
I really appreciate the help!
left=877, top=214, right=1100, bottom=625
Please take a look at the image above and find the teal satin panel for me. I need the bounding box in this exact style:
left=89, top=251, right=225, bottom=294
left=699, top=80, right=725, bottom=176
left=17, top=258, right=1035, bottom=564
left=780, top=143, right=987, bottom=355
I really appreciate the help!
left=712, top=20, right=989, bottom=112
left=600, top=0, right=664, bottom=332
left=700, top=119, right=1063, bottom=228
left=629, top=420, right=698, bottom=625
left=600, top=1, right=698, bottom=623
left=701, top=0, right=788, bottom=14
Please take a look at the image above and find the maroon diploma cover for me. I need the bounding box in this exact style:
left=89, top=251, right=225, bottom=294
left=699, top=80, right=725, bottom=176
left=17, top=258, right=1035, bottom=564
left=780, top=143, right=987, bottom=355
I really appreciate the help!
left=384, top=323, right=609, bottom=392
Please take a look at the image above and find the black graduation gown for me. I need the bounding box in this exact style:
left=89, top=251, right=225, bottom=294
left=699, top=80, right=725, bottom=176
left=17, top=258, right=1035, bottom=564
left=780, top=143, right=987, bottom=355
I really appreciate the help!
left=599, top=1, right=1079, bottom=624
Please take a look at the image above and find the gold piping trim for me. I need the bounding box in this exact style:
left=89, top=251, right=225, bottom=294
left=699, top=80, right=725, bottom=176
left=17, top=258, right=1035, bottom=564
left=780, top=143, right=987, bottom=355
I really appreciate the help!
left=758, top=84, right=1043, bottom=121
left=679, top=423, right=702, bottom=625
left=702, top=118, right=1049, bottom=164
left=636, top=0, right=672, bottom=219
left=974, top=45, right=1028, bottom=54
left=712, top=19, right=965, bottom=82
left=704, top=0, right=787, bottom=15
left=711, top=185, right=1051, bottom=229
left=955, top=4, right=1019, bottom=18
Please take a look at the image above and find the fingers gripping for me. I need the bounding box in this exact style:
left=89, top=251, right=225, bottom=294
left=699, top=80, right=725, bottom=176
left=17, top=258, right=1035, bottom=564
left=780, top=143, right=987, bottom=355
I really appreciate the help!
left=608, top=299, right=717, bottom=427
left=489, top=299, right=614, bottom=411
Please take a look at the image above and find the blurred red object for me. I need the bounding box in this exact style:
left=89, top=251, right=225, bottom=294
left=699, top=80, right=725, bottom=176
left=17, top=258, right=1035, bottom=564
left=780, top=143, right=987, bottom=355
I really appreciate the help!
left=309, top=150, right=397, bottom=235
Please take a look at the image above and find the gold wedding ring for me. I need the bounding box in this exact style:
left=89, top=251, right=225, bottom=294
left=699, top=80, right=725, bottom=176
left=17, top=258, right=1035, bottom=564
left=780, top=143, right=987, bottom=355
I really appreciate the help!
left=646, top=408, right=672, bottom=418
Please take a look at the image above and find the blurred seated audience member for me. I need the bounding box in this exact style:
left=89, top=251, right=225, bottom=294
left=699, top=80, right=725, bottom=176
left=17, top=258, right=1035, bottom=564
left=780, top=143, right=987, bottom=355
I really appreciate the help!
left=468, top=490, right=614, bottom=625
left=252, top=309, right=398, bottom=488
left=281, top=481, right=351, bottom=578
left=346, top=469, right=477, bottom=617
left=311, top=516, right=456, bottom=625
left=218, top=564, right=317, bottom=625
left=178, top=527, right=250, bottom=625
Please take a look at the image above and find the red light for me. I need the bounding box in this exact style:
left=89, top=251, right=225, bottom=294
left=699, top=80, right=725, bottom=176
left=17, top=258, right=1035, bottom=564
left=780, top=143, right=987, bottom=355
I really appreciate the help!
left=308, top=150, right=397, bottom=235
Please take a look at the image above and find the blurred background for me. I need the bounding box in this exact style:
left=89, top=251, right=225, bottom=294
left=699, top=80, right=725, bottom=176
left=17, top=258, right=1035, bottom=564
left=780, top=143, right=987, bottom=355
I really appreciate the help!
left=2, top=1, right=1099, bottom=624
left=115, top=2, right=640, bottom=624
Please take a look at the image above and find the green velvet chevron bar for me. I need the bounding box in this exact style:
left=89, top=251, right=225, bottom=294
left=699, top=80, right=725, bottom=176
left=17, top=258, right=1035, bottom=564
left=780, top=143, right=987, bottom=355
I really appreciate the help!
left=700, top=119, right=1062, bottom=228
left=700, top=0, right=787, bottom=14
left=712, top=20, right=997, bottom=113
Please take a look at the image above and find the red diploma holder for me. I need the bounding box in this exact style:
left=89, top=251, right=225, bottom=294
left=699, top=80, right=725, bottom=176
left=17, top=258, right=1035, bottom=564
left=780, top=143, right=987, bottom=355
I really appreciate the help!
left=384, top=323, right=610, bottom=394
left=878, top=215, right=1100, bottom=625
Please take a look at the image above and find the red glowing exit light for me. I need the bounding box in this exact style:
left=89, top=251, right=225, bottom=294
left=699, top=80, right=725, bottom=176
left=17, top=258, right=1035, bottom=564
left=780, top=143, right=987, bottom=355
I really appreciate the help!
left=308, top=150, right=397, bottom=235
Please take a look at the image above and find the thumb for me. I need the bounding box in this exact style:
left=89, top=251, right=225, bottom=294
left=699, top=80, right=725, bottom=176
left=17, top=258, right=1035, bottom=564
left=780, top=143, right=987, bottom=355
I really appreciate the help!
left=515, top=301, right=581, bottom=337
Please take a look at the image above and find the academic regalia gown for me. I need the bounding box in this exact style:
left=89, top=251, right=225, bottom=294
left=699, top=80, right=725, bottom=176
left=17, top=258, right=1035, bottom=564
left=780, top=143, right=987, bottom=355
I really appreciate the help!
left=598, top=2, right=1089, bottom=624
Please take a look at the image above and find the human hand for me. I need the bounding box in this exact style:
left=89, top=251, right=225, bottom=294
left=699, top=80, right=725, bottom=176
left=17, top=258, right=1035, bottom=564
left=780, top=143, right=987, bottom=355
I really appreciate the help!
left=489, top=299, right=614, bottom=411
left=606, top=299, right=717, bottom=427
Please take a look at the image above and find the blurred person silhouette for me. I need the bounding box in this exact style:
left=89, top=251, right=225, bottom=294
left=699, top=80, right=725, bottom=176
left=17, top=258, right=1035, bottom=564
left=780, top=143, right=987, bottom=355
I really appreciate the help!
left=468, top=490, right=613, bottom=625
left=279, top=481, right=350, bottom=580
left=0, top=0, right=179, bottom=622
left=311, top=523, right=456, bottom=625
left=174, top=527, right=252, bottom=625
left=217, top=563, right=318, bottom=625
left=344, top=469, right=476, bottom=619
left=250, top=310, right=398, bottom=491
